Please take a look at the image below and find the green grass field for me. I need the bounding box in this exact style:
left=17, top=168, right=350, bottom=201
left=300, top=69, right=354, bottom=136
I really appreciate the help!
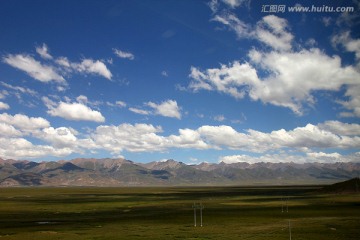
left=0, top=186, right=359, bottom=239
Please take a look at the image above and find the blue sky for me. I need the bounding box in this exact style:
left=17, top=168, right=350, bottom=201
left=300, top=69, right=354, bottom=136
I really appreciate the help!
left=0, top=0, right=359, bottom=164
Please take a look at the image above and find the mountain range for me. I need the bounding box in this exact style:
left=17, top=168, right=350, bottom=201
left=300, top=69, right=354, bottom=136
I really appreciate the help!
left=1, top=158, right=360, bottom=187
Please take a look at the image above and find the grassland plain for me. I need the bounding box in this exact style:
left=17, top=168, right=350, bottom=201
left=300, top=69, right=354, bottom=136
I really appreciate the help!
left=0, top=186, right=359, bottom=240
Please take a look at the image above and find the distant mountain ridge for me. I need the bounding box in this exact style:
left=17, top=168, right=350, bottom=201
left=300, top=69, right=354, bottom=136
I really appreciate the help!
left=1, top=157, right=360, bottom=187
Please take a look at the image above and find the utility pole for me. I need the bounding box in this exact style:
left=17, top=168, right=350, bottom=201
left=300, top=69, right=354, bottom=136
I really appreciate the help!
left=200, top=203, right=204, bottom=227
left=192, top=203, right=204, bottom=227
left=193, top=203, right=196, bottom=227
left=288, top=220, right=292, bottom=240
left=286, top=197, right=289, bottom=213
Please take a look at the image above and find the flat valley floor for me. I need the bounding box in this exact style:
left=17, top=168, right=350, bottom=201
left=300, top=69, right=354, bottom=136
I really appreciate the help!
left=0, top=186, right=359, bottom=239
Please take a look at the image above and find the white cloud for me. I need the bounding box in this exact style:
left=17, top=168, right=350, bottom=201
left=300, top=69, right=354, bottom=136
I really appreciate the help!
left=115, top=101, right=126, bottom=108
left=318, top=121, right=360, bottom=136
left=91, top=123, right=209, bottom=154
left=212, top=12, right=252, bottom=39
left=92, top=123, right=165, bottom=153
left=0, top=113, right=50, bottom=132
left=0, top=112, right=97, bottom=159
left=34, top=127, right=78, bottom=148
left=0, top=113, right=80, bottom=159
left=36, top=43, right=53, bottom=60
left=197, top=122, right=360, bottom=152
left=208, top=0, right=219, bottom=13
left=2, top=54, right=65, bottom=83
left=4, top=45, right=113, bottom=85
left=0, top=113, right=358, bottom=161
left=188, top=62, right=258, bottom=99
left=306, top=152, right=341, bottom=160
left=45, top=100, right=105, bottom=122
left=73, top=59, right=112, bottom=80
left=168, top=128, right=210, bottom=149
left=207, top=13, right=360, bottom=116
left=249, top=48, right=360, bottom=114
left=189, top=48, right=360, bottom=115
left=1, top=82, right=37, bottom=96
left=322, top=17, right=332, bottom=27
left=129, top=107, right=150, bottom=115
left=161, top=71, right=168, bottom=77
left=0, top=137, right=73, bottom=159
left=0, top=90, right=8, bottom=99
left=76, top=95, right=88, bottom=104
left=214, top=115, right=225, bottom=122
left=221, top=0, right=249, bottom=8
left=219, top=154, right=286, bottom=164
left=55, top=57, right=71, bottom=68
left=332, top=31, right=360, bottom=61
left=146, top=100, right=181, bottom=119
left=129, top=100, right=182, bottom=119
left=0, top=102, right=9, bottom=110
left=113, top=48, right=135, bottom=60
left=219, top=151, right=358, bottom=164
left=0, top=123, right=22, bottom=137
left=338, top=85, right=360, bottom=118
left=212, top=14, right=292, bottom=51
left=255, top=15, right=293, bottom=51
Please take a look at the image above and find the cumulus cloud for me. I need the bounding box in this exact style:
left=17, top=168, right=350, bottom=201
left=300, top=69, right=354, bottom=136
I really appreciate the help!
left=0, top=137, right=73, bottom=159
left=55, top=56, right=71, bottom=68
left=48, top=102, right=105, bottom=122
left=43, top=97, right=105, bottom=122
left=129, top=107, right=150, bottom=115
left=113, top=48, right=135, bottom=60
left=115, top=101, right=127, bottom=108
left=73, top=59, right=112, bottom=80
left=189, top=62, right=257, bottom=99
left=332, top=31, right=360, bottom=61
left=255, top=15, right=293, bottom=51
left=0, top=113, right=77, bottom=158
left=318, top=121, right=360, bottom=136
left=1, top=82, right=37, bottom=96
left=129, top=100, right=182, bottom=119
left=0, top=112, right=358, bottom=161
left=221, top=0, right=248, bottom=8
left=34, top=127, right=78, bottom=148
left=219, top=151, right=359, bottom=164
left=197, top=122, right=360, bottom=152
left=161, top=71, right=168, bottom=77
left=0, top=112, right=97, bottom=159
left=0, top=102, right=9, bottom=110
left=0, top=112, right=358, bottom=162
left=205, top=13, right=360, bottom=116
left=2, top=54, right=65, bottom=83
left=214, top=115, right=225, bottom=122
left=189, top=48, right=360, bottom=115
left=212, top=14, right=293, bottom=51
left=208, top=0, right=219, bottom=13
left=212, top=12, right=252, bottom=39
left=91, top=123, right=209, bottom=154
left=338, top=85, right=360, bottom=118
left=147, top=100, right=181, bottom=119
left=0, top=123, right=22, bottom=137
left=76, top=95, right=88, bottom=104
left=0, top=113, right=50, bottom=132
left=168, top=128, right=210, bottom=149
left=92, top=123, right=165, bottom=153
left=3, top=44, right=113, bottom=87
left=36, top=43, right=53, bottom=60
